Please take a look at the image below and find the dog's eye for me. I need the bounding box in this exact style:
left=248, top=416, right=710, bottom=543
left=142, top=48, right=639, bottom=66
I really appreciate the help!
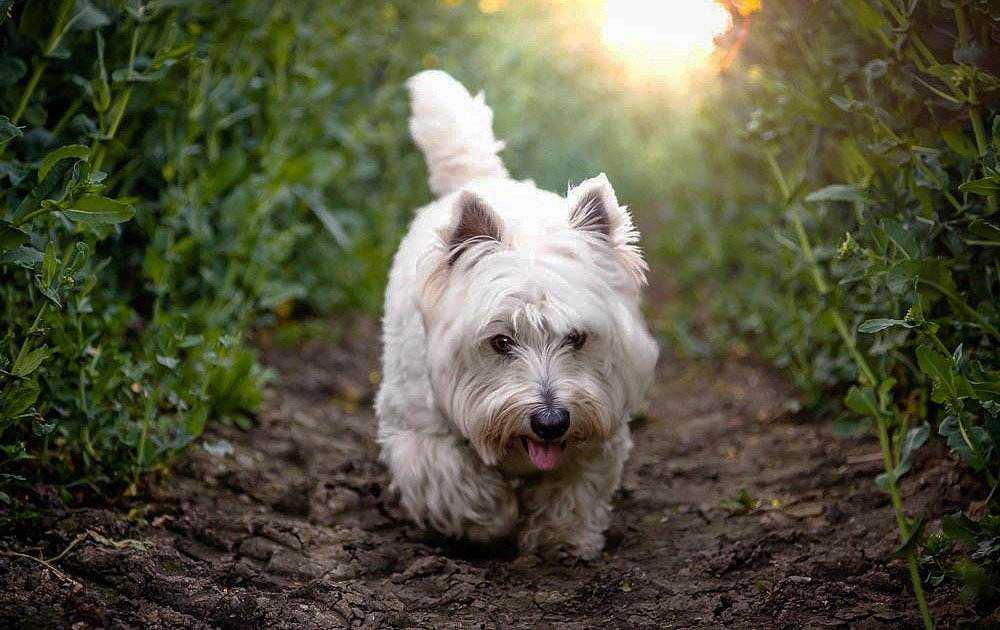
left=490, top=334, right=516, bottom=355
left=564, top=330, right=587, bottom=350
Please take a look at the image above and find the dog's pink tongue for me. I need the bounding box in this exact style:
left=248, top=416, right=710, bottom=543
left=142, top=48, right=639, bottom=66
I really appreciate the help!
left=526, top=439, right=563, bottom=470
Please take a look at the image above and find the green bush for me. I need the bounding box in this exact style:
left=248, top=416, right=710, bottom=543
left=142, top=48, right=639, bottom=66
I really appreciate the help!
left=0, top=0, right=474, bottom=505
left=663, top=0, right=1000, bottom=618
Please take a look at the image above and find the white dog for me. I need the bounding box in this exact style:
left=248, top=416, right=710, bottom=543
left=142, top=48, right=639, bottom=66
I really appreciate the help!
left=374, top=70, right=658, bottom=559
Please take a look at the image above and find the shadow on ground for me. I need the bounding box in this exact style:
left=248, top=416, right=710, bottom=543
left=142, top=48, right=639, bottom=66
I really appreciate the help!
left=0, top=319, right=979, bottom=628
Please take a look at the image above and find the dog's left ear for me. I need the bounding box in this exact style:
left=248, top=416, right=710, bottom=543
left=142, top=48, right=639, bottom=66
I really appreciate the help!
left=568, top=174, right=648, bottom=287
left=420, top=191, right=506, bottom=319
left=447, top=191, right=505, bottom=266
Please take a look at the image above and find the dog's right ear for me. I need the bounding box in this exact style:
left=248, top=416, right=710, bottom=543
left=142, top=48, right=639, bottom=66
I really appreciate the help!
left=420, top=191, right=505, bottom=319
left=445, top=191, right=505, bottom=266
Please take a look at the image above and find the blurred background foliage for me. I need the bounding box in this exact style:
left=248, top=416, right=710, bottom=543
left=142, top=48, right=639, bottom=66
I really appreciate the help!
left=1, top=0, right=999, bottom=618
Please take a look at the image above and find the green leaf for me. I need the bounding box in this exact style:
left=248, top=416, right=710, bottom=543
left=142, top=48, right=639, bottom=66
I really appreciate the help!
left=33, top=418, right=57, bottom=437
left=0, top=160, right=30, bottom=184
left=941, top=511, right=977, bottom=546
left=846, top=0, right=889, bottom=33
left=959, top=178, right=1000, bottom=196
left=0, top=56, right=27, bottom=87
left=938, top=415, right=990, bottom=471
left=832, top=414, right=870, bottom=438
left=875, top=470, right=895, bottom=491
left=11, top=345, right=51, bottom=377
left=156, top=355, right=179, bottom=369
left=720, top=487, right=758, bottom=515
left=941, top=125, right=979, bottom=159
left=844, top=386, right=880, bottom=417
left=63, top=241, right=90, bottom=277
left=882, top=218, right=920, bottom=259
left=1, top=381, right=39, bottom=417
left=185, top=405, right=209, bottom=440
left=112, top=61, right=177, bottom=83
left=92, top=30, right=110, bottom=112
left=916, top=345, right=973, bottom=403
left=916, top=345, right=952, bottom=382
left=32, top=239, right=77, bottom=307
left=805, top=184, right=868, bottom=204
left=0, top=116, right=22, bottom=144
left=0, top=223, right=29, bottom=251
left=0, top=245, right=44, bottom=268
left=886, top=260, right=920, bottom=295
left=966, top=219, right=1000, bottom=245
left=38, top=144, right=90, bottom=182
left=858, top=318, right=916, bottom=334
left=829, top=94, right=856, bottom=112
left=896, top=422, right=930, bottom=481
left=954, top=558, right=994, bottom=603
left=67, top=0, right=110, bottom=32
left=971, top=378, right=1000, bottom=401
left=41, top=240, right=59, bottom=290
left=63, top=195, right=135, bottom=224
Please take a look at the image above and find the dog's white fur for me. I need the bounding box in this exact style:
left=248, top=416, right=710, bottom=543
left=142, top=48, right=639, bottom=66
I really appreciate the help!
left=375, top=70, right=658, bottom=559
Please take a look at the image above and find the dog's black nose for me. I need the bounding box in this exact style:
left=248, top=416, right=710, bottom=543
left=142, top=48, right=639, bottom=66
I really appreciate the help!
left=529, top=406, right=570, bottom=440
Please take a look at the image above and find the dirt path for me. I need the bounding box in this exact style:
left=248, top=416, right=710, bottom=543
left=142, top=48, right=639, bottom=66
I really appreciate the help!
left=0, top=322, right=975, bottom=628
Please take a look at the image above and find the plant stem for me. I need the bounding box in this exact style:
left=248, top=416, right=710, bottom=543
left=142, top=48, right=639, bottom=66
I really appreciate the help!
left=907, top=555, right=935, bottom=630
left=11, top=60, right=47, bottom=124
left=790, top=204, right=832, bottom=295
left=765, top=149, right=790, bottom=201
left=968, top=106, right=997, bottom=213
left=765, top=152, right=834, bottom=295
left=12, top=206, right=54, bottom=227
left=831, top=309, right=877, bottom=386
left=92, top=86, right=133, bottom=173
left=127, top=26, right=141, bottom=82
left=876, top=418, right=910, bottom=535
left=875, top=415, right=935, bottom=629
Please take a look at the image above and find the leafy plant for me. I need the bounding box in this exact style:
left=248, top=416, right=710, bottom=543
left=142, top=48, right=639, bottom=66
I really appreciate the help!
left=0, top=0, right=477, bottom=505
left=721, top=487, right=759, bottom=515
left=657, top=0, right=1000, bottom=623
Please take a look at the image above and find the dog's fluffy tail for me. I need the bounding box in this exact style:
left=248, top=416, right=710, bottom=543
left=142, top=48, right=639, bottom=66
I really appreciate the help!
left=407, top=70, right=509, bottom=198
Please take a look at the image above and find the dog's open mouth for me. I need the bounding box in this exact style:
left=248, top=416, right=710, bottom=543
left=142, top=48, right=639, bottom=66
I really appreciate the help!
left=520, top=436, right=565, bottom=470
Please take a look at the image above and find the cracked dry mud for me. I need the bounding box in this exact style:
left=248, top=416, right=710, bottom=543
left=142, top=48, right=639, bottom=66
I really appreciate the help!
left=0, top=319, right=983, bottom=629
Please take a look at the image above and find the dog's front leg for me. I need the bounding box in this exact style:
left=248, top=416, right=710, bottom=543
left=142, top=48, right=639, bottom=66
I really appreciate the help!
left=380, top=428, right=518, bottom=542
left=518, top=426, right=632, bottom=560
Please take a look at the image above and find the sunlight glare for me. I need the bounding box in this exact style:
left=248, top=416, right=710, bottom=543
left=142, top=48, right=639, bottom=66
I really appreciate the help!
left=602, top=0, right=733, bottom=84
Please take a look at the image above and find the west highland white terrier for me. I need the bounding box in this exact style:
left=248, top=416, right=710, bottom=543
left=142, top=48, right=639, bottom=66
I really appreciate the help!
left=374, top=70, right=659, bottom=559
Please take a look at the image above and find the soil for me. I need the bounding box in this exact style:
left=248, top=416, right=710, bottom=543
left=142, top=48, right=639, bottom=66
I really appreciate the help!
left=0, top=319, right=988, bottom=628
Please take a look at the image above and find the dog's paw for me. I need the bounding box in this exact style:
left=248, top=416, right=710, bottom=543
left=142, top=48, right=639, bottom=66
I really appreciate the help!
left=535, top=542, right=601, bottom=566
left=519, top=529, right=605, bottom=563
left=463, top=489, right=519, bottom=542
left=554, top=529, right=605, bottom=562
left=567, top=532, right=605, bottom=561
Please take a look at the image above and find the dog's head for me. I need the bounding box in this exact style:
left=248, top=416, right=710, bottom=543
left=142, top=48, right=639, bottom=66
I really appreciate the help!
left=419, top=174, right=658, bottom=471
